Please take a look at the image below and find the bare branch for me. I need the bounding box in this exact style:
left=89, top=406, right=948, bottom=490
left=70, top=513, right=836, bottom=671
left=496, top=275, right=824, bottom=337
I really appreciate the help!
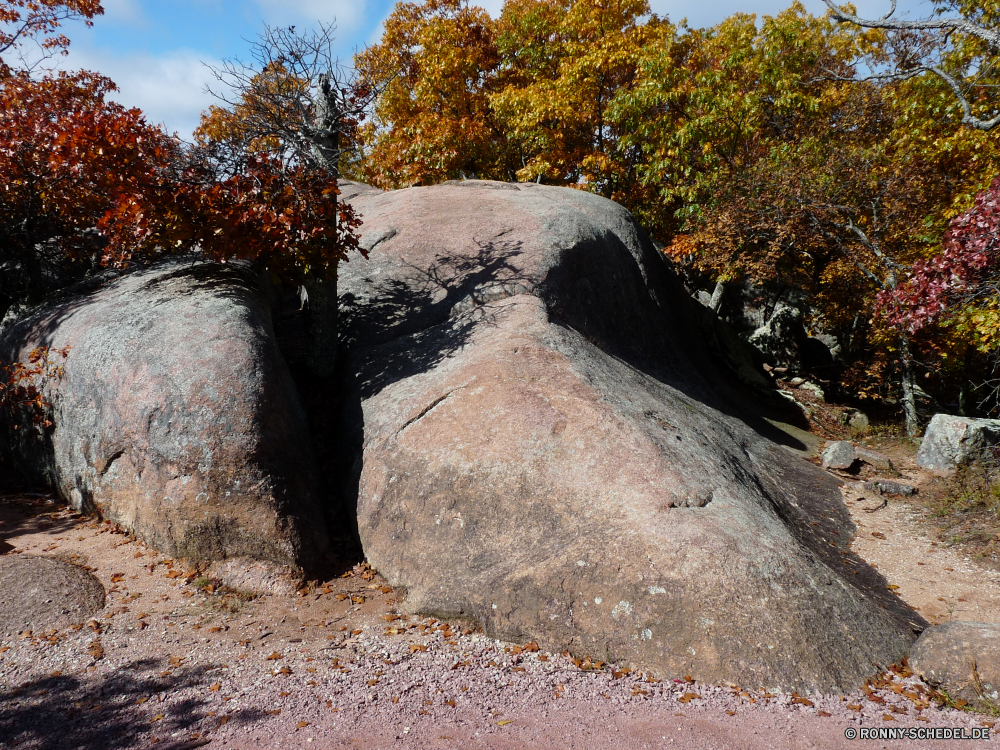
left=822, top=0, right=1000, bottom=130
left=821, top=0, right=1000, bottom=50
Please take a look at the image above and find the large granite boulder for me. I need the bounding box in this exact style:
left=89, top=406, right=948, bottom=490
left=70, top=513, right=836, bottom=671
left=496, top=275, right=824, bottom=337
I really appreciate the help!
left=337, top=180, right=922, bottom=693
left=910, top=622, right=1000, bottom=703
left=0, top=260, right=330, bottom=572
left=917, top=414, right=1000, bottom=473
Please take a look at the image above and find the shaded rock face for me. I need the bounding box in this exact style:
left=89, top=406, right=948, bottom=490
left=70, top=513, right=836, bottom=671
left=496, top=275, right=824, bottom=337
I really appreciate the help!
left=0, top=555, right=105, bottom=636
left=917, top=415, right=1000, bottom=474
left=337, top=180, right=922, bottom=693
left=910, top=622, right=1000, bottom=703
left=0, top=260, right=330, bottom=571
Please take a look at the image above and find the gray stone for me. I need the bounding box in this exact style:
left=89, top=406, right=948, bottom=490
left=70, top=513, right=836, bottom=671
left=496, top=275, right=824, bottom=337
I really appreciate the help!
left=848, top=411, right=870, bottom=431
left=0, top=555, right=105, bottom=636
left=337, top=180, right=921, bottom=693
left=916, top=414, right=1000, bottom=473
left=911, top=621, right=1000, bottom=703
left=822, top=441, right=858, bottom=470
left=856, top=448, right=895, bottom=473
left=747, top=302, right=806, bottom=369
left=0, top=260, right=330, bottom=571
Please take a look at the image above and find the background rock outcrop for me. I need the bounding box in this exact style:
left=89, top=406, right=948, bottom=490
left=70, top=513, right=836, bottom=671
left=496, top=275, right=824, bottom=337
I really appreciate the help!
left=917, top=414, right=1000, bottom=473
left=336, top=180, right=922, bottom=693
left=0, top=260, right=330, bottom=572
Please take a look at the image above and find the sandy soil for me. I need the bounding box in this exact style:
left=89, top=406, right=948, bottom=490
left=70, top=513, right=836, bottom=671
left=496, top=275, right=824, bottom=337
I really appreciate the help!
left=2, top=483, right=999, bottom=750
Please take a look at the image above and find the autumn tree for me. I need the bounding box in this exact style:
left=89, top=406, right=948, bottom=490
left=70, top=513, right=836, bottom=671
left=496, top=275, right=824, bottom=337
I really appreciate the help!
left=0, top=0, right=102, bottom=72
left=491, top=0, right=666, bottom=206
left=191, top=23, right=372, bottom=376
left=0, top=68, right=182, bottom=315
left=353, top=0, right=511, bottom=187
left=622, top=4, right=997, bottom=433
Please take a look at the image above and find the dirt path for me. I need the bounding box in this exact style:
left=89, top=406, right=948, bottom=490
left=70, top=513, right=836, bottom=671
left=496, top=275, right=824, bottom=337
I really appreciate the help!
left=1, top=489, right=998, bottom=749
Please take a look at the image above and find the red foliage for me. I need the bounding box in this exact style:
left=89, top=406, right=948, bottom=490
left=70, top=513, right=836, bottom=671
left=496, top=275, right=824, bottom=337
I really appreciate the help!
left=0, top=346, right=69, bottom=432
left=879, top=176, right=1000, bottom=331
left=1, top=68, right=363, bottom=292
left=0, top=69, right=179, bottom=268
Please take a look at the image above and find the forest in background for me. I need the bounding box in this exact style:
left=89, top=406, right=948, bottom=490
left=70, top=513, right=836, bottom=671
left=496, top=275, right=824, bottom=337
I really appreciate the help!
left=348, top=0, right=1000, bottom=429
left=2, top=0, right=1000, bottom=433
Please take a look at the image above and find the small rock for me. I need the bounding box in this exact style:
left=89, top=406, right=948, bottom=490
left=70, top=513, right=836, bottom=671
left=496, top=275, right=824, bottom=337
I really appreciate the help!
left=856, top=448, right=895, bottom=473
left=910, top=621, right=1000, bottom=703
left=821, top=441, right=857, bottom=471
left=788, top=377, right=806, bottom=387
left=848, top=411, right=869, bottom=431
left=863, top=480, right=915, bottom=497
left=917, top=414, right=1000, bottom=473
left=798, top=382, right=825, bottom=401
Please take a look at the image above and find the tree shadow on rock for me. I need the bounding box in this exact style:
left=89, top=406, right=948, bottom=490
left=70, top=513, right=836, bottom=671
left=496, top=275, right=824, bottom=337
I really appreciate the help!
left=332, top=238, right=536, bottom=547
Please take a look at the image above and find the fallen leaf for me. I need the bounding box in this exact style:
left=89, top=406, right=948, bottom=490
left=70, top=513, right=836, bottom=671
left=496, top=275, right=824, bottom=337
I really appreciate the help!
left=497, top=720, right=513, bottom=726
left=882, top=714, right=896, bottom=721
left=267, top=709, right=281, bottom=716
left=265, top=652, right=282, bottom=660
left=168, top=656, right=183, bottom=666
left=152, top=714, right=165, bottom=722
left=444, top=700, right=456, bottom=707
left=818, top=711, right=831, bottom=717
left=209, top=683, right=221, bottom=692
left=677, top=692, right=701, bottom=703
left=726, top=710, right=736, bottom=716
left=298, top=721, right=310, bottom=728
left=351, top=596, right=365, bottom=604
left=275, top=667, right=292, bottom=676
left=410, top=644, right=428, bottom=653
left=791, top=696, right=814, bottom=707
left=871, top=531, right=886, bottom=539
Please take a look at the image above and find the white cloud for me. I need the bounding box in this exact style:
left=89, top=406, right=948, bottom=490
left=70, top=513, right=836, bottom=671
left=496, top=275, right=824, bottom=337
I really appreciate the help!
left=58, top=47, right=224, bottom=139
left=250, top=0, right=373, bottom=33
left=98, top=0, right=146, bottom=26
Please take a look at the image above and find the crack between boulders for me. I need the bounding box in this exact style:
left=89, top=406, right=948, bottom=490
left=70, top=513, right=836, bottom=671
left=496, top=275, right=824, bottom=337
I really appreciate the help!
left=398, top=389, right=460, bottom=435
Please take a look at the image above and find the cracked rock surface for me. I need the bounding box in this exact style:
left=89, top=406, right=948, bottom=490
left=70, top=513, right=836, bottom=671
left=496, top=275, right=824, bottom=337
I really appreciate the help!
left=336, top=181, right=923, bottom=692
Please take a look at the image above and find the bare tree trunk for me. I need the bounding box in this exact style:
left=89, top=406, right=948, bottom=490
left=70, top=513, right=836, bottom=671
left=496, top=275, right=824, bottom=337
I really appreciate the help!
left=305, top=72, right=342, bottom=380
left=709, top=280, right=725, bottom=313
left=898, top=331, right=920, bottom=438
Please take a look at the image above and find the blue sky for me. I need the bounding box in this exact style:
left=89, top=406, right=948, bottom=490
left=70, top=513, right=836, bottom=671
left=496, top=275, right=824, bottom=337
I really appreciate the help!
left=49, top=0, right=933, bottom=140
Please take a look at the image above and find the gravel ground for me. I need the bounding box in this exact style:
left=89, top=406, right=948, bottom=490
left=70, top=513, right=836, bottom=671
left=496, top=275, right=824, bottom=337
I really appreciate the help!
left=1, top=493, right=998, bottom=749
